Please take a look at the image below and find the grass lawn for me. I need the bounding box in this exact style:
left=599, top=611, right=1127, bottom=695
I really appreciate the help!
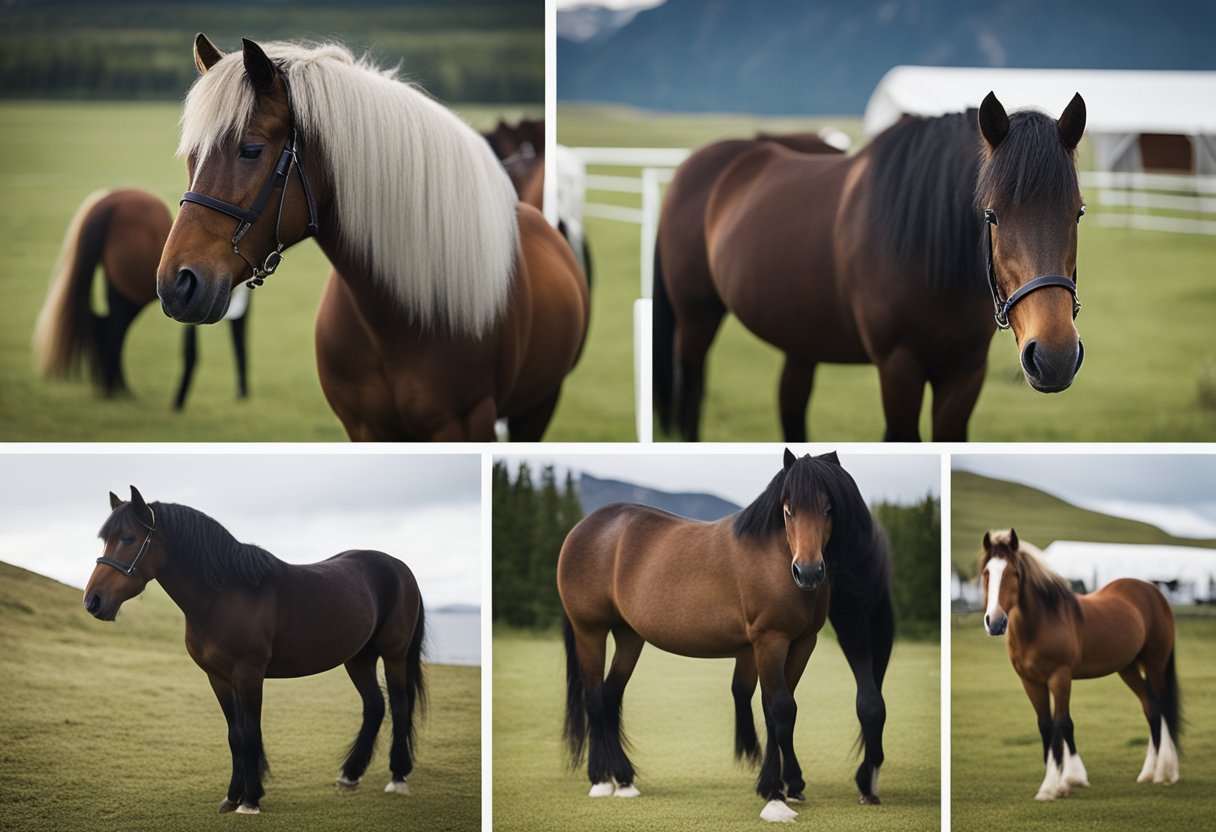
left=492, top=628, right=940, bottom=831
left=558, top=103, right=1216, bottom=442
left=0, top=562, right=480, bottom=832
left=951, top=612, right=1216, bottom=831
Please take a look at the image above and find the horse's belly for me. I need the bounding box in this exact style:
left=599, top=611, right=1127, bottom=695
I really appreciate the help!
left=621, top=605, right=751, bottom=659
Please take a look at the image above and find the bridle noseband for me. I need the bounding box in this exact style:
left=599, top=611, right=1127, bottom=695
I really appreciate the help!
left=984, top=206, right=1084, bottom=330
left=180, top=77, right=319, bottom=289
left=96, top=507, right=157, bottom=578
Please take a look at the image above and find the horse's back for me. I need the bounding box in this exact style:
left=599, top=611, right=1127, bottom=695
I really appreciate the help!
left=104, top=189, right=171, bottom=305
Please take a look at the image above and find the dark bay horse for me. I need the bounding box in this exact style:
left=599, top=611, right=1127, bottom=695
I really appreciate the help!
left=484, top=117, right=545, bottom=211
left=980, top=530, right=1180, bottom=800
left=33, top=188, right=250, bottom=408
left=655, top=92, right=1088, bottom=441
left=84, top=486, right=426, bottom=814
left=158, top=36, right=588, bottom=441
left=559, top=450, right=894, bottom=822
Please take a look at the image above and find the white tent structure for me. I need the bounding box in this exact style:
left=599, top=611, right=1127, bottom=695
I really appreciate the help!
left=864, top=66, right=1216, bottom=234
left=1041, top=540, right=1216, bottom=605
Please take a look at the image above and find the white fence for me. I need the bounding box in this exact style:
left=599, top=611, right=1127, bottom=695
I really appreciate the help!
left=1080, top=171, right=1216, bottom=235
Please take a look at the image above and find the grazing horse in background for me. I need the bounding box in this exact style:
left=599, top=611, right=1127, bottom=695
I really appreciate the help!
left=980, top=529, right=1180, bottom=800
left=33, top=188, right=251, bottom=409
left=655, top=92, right=1088, bottom=441
left=84, top=486, right=426, bottom=814
left=484, top=117, right=545, bottom=210
left=559, top=450, right=894, bottom=822
left=158, top=36, right=588, bottom=441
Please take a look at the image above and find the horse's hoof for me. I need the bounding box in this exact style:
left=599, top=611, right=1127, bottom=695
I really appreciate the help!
left=760, top=799, right=798, bottom=822
left=234, top=803, right=260, bottom=814
left=1034, top=790, right=1056, bottom=801
left=786, top=791, right=806, bottom=803
left=588, top=781, right=615, bottom=798
left=384, top=779, right=410, bottom=795
left=614, top=784, right=640, bottom=798
left=219, top=798, right=239, bottom=813
left=335, top=775, right=360, bottom=790
left=858, top=794, right=881, bottom=805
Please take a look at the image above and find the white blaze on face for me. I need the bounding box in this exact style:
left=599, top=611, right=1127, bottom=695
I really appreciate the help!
left=984, top=558, right=1008, bottom=625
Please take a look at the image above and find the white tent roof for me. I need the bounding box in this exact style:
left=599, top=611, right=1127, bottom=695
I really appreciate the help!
left=1041, top=540, right=1216, bottom=592
left=864, top=66, right=1216, bottom=138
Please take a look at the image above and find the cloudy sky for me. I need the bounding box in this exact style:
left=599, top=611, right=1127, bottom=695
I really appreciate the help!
left=955, top=454, right=1216, bottom=538
left=0, top=452, right=481, bottom=607
left=497, top=449, right=940, bottom=508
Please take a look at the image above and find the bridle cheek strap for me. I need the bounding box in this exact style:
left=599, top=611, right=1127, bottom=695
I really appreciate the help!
left=985, top=208, right=1082, bottom=330
left=96, top=507, right=156, bottom=578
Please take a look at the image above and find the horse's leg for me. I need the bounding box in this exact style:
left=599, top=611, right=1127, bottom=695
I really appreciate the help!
left=381, top=649, right=419, bottom=792
left=673, top=299, right=726, bottom=442
left=754, top=635, right=799, bottom=822
left=229, top=313, right=249, bottom=398
left=570, top=624, right=614, bottom=796
left=230, top=666, right=268, bottom=813
left=173, top=326, right=198, bottom=410
left=875, top=349, right=926, bottom=441
left=1043, top=667, right=1083, bottom=800
left=1019, top=677, right=1056, bottom=799
left=1143, top=656, right=1180, bottom=784
left=833, top=597, right=893, bottom=804
left=778, top=635, right=817, bottom=803
left=601, top=625, right=645, bottom=796
left=778, top=357, right=816, bottom=443
left=928, top=361, right=986, bottom=441
left=507, top=389, right=561, bottom=442
left=100, top=280, right=142, bottom=397
left=1118, top=664, right=1162, bottom=783
left=731, top=654, right=760, bottom=765
left=207, top=673, right=244, bottom=813
left=337, top=646, right=386, bottom=788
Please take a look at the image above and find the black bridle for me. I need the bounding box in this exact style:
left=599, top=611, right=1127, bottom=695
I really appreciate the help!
left=180, top=77, right=319, bottom=289
left=984, top=205, right=1084, bottom=330
left=96, top=507, right=157, bottom=578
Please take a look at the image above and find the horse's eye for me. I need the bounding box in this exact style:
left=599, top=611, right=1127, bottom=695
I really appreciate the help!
left=1077, top=204, right=1087, bottom=222
left=823, top=503, right=832, bottom=516
left=239, top=144, right=264, bottom=160
left=120, top=534, right=136, bottom=544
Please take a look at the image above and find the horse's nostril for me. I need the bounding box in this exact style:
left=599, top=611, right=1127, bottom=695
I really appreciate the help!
left=1021, top=339, right=1040, bottom=378
left=86, top=593, right=101, bottom=614
left=1075, top=339, right=1085, bottom=373
left=174, top=268, right=198, bottom=305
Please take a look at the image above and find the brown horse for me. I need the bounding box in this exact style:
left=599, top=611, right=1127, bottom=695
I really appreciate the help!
left=980, top=529, right=1180, bottom=800
left=559, top=450, right=894, bottom=822
left=84, top=486, right=426, bottom=814
left=33, top=187, right=250, bottom=408
left=158, top=36, right=588, bottom=441
left=655, top=93, right=1088, bottom=441
left=484, top=117, right=545, bottom=210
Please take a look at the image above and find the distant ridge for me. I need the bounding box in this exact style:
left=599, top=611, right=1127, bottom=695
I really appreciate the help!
left=578, top=473, right=740, bottom=521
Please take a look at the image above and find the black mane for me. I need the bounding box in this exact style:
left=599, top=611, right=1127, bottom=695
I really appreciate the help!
left=99, top=501, right=278, bottom=590
left=732, top=455, right=890, bottom=598
left=975, top=109, right=1081, bottom=213
left=864, top=110, right=984, bottom=291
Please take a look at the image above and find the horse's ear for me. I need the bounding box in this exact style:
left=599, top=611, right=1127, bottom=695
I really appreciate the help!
left=982, top=531, right=992, bottom=551
left=1057, top=92, right=1086, bottom=151
left=194, top=33, right=224, bottom=75
left=783, top=448, right=796, bottom=470
left=109, top=491, right=122, bottom=510
left=817, top=451, right=841, bottom=465
left=241, top=37, right=277, bottom=95
left=129, top=486, right=154, bottom=527
left=1009, top=528, right=1019, bottom=550
left=978, top=91, right=1009, bottom=150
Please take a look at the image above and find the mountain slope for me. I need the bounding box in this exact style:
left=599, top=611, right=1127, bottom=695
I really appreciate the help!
left=579, top=473, right=740, bottom=520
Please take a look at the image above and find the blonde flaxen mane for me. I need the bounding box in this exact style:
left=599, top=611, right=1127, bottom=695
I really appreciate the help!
left=178, top=41, right=519, bottom=336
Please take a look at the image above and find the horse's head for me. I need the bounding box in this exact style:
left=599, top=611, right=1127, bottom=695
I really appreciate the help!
left=158, top=35, right=322, bottom=324
left=84, top=487, right=165, bottom=621
left=780, top=448, right=839, bottom=592
left=980, top=528, right=1022, bottom=636
left=977, top=91, right=1087, bottom=393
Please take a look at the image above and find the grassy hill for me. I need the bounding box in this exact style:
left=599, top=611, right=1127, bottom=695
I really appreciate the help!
left=0, top=562, right=479, bottom=832
left=951, top=471, right=1216, bottom=577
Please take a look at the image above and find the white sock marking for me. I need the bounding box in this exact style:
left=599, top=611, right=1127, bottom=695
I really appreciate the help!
left=613, top=783, right=640, bottom=798
left=234, top=804, right=261, bottom=815
left=1035, top=751, right=1064, bottom=800
left=384, top=779, right=411, bottom=795
left=588, top=781, right=615, bottom=798
left=1062, top=744, right=1089, bottom=788
left=760, top=800, right=798, bottom=822
left=1153, top=718, right=1180, bottom=784
left=1137, top=731, right=1159, bottom=783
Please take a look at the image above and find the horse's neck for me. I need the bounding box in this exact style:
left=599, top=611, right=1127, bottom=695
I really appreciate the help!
left=155, top=560, right=219, bottom=621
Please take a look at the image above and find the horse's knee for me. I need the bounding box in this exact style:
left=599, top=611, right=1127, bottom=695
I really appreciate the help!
left=856, top=688, right=885, bottom=727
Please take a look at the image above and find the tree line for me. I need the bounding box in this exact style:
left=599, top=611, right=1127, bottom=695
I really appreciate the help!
left=492, top=461, right=940, bottom=640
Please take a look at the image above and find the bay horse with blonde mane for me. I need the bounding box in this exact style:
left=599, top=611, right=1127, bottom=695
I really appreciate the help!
left=33, top=188, right=249, bottom=407
left=559, top=449, right=894, bottom=822
left=158, top=35, right=588, bottom=441
left=980, top=529, right=1180, bottom=800
left=85, top=486, right=426, bottom=814
left=655, top=93, right=1088, bottom=441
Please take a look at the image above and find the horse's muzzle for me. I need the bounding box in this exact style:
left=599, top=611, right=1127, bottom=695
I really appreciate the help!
left=1021, top=338, right=1084, bottom=393
left=84, top=591, right=117, bottom=621
left=984, top=612, right=1007, bottom=636
left=791, top=559, right=826, bottom=592
left=158, top=267, right=232, bottom=325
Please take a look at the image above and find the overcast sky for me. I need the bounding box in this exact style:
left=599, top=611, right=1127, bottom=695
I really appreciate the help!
left=955, top=454, right=1216, bottom=538
left=0, top=453, right=481, bottom=608
left=497, top=450, right=939, bottom=508
left=556, top=0, right=665, bottom=9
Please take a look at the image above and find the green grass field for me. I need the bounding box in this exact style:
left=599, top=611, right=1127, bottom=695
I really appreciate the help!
left=492, top=629, right=939, bottom=831
left=0, top=562, right=480, bottom=831
left=951, top=612, right=1216, bottom=831
left=950, top=470, right=1216, bottom=577
left=0, top=98, right=643, bottom=441
left=559, top=103, right=1216, bottom=442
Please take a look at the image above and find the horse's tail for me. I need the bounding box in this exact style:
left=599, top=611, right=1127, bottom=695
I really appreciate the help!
left=402, top=601, right=428, bottom=763
left=562, top=612, right=588, bottom=767
left=32, top=189, right=116, bottom=385
left=652, top=232, right=676, bottom=435
left=1160, top=647, right=1182, bottom=752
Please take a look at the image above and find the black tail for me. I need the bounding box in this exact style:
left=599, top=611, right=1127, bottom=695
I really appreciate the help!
left=562, top=613, right=587, bottom=767
left=1161, top=648, right=1182, bottom=752
left=652, top=234, right=676, bottom=434
left=401, top=603, right=427, bottom=766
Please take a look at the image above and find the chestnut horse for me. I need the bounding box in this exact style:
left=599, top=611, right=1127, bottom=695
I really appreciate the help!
left=655, top=93, right=1088, bottom=441
left=559, top=450, right=893, bottom=822
left=33, top=188, right=250, bottom=408
left=84, top=486, right=426, bottom=814
left=980, top=530, right=1180, bottom=800
left=158, top=36, right=587, bottom=441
